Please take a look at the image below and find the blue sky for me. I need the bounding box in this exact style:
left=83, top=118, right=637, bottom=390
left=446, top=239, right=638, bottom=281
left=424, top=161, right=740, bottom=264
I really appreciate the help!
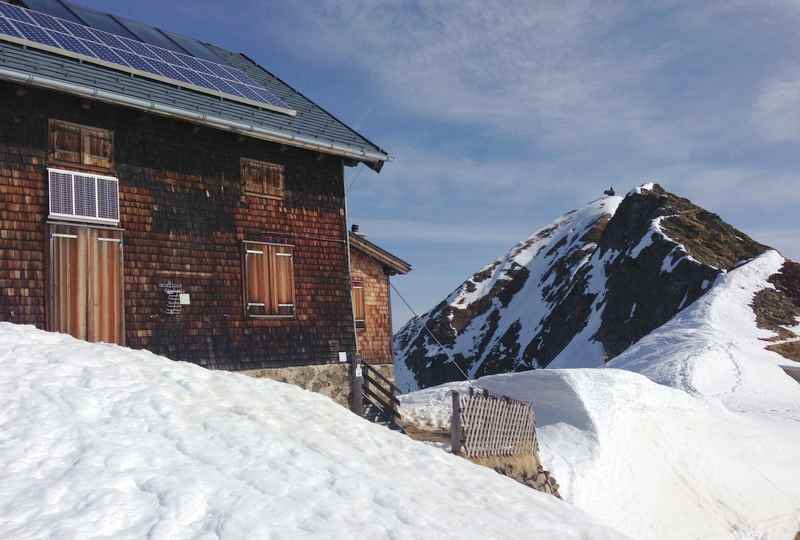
left=82, top=1, right=799, bottom=329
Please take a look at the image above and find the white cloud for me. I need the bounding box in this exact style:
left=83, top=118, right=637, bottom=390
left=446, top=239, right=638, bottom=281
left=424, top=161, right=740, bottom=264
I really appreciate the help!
left=355, top=218, right=531, bottom=244
left=754, top=73, right=800, bottom=142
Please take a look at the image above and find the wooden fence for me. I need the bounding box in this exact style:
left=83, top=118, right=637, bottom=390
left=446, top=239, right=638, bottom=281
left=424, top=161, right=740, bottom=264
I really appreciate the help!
left=451, top=387, right=538, bottom=458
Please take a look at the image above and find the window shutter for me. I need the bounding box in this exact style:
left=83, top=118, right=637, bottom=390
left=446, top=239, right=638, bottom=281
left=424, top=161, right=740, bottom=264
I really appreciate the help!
left=49, top=120, right=114, bottom=172
left=49, top=120, right=82, bottom=164
left=243, top=242, right=295, bottom=317
left=83, top=128, right=114, bottom=169
left=273, top=246, right=295, bottom=316
left=245, top=243, right=269, bottom=317
left=241, top=158, right=285, bottom=199
left=352, top=280, right=365, bottom=327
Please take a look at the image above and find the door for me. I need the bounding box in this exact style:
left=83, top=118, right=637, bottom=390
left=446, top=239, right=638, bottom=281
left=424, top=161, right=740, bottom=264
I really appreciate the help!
left=49, top=224, right=125, bottom=345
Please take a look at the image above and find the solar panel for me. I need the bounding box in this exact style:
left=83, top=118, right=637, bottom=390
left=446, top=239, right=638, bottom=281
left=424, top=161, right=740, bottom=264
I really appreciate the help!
left=26, top=10, right=61, bottom=31
left=82, top=39, right=125, bottom=65
left=0, top=15, right=19, bottom=37
left=50, top=30, right=92, bottom=56
left=0, top=1, right=295, bottom=115
left=0, top=2, right=32, bottom=23
left=14, top=20, right=57, bottom=46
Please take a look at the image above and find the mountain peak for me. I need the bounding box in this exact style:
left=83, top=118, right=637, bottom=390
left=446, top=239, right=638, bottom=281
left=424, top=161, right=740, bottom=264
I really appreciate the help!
left=395, top=184, right=787, bottom=391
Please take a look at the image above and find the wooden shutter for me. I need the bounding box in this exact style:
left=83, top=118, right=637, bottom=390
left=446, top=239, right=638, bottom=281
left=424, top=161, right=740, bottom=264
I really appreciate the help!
left=49, top=120, right=82, bottom=165
left=48, top=120, right=113, bottom=172
left=244, top=242, right=270, bottom=317
left=49, top=225, right=87, bottom=339
left=243, top=242, right=295, bottom=317
left=352, top=280, right=365, bottom=328
left=241, top=158, right=285, bottom=199
left=87, top=229, right=124, bottom=345
left=273, top=246, right=295, bottom=316
left=83, top=127, right=113, bottom=169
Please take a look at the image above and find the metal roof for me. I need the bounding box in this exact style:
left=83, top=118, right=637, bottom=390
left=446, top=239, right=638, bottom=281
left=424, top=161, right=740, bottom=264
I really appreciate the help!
left=0, top=1, right=389, bottom=171
left=349, top=233, right=412, bottom=276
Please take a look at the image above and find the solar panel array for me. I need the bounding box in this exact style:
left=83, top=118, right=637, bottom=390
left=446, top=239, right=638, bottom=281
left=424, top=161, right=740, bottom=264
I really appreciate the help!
left=0, top=1, right=294, bottom=114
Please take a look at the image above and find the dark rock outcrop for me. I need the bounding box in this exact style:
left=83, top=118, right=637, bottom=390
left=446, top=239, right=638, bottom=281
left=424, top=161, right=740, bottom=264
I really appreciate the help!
left=395, top=184, right=781, bottom=391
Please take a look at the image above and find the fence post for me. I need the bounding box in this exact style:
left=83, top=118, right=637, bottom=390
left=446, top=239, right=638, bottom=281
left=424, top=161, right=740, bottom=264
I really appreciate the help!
left=350, top=354, right=363, bottom=416
left=451, top=390, right=461, bottom=455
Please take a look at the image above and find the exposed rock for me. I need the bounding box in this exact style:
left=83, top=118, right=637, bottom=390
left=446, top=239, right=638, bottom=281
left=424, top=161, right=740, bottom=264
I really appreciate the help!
left=395, top=184, right=786, bottom=391
left=754, top=261, right=800, bottom=363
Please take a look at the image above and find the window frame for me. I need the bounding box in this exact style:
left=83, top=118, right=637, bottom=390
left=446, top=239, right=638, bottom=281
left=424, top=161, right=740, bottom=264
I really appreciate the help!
left=242, top=240, right=296, bottom=320
left=352, top=279, right=366, bottom=329
left=241, top=157, right=286, bottom=200
left=48, top=119, right=114, bottom=174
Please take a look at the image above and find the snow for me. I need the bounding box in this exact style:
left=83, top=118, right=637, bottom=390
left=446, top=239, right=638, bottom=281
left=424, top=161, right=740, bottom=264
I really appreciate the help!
left=401, top=251, right=800, bottom=540
left=395, top=195, right=623, bottom=390
left=0, top=323, right=627, bottom=540
left=628, top=181, right=657, bottom=195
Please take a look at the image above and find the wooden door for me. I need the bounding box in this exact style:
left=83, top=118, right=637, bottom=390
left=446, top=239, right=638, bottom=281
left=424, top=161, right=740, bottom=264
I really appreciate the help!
left=49, top=224, right=87, bottom=340
left=49, top=224, right=125, bottom=345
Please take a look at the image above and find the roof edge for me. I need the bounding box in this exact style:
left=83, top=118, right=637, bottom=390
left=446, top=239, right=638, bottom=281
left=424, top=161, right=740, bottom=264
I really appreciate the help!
left=0, top=66, right=389, bottom=166
left=349, top=233, right=412, bottom=275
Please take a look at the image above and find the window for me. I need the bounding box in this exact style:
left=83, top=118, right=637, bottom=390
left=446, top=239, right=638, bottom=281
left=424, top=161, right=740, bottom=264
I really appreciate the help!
left=48, top=168, right=120, bottom=224
left=241, top=158, right=285, bottom=199
left=243, top=241, right=295, bottom=317
left=352, top=280, right=365, bottom=328
left=49, top=120, right=114, bottom=171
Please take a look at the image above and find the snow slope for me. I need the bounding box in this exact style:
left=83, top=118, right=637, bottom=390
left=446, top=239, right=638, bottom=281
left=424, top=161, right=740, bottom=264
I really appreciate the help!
left=401, top=252, right=800, bottom=540
left=0, top=323, right=627, bottom=540
left=609, top=249, right=798, bottom=415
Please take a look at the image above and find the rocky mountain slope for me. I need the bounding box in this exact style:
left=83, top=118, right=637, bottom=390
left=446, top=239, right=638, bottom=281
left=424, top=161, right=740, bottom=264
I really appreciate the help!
left=395, top=184, right=799, bottom=390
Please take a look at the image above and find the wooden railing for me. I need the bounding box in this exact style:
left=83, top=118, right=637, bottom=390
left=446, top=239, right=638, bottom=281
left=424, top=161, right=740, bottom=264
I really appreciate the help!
left=361, top=362, right=401, bottom=422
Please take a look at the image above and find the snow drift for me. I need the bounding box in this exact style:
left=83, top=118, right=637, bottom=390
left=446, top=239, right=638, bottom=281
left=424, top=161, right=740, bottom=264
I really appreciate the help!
left=400, top=250, right=800, bottom=540
left=0, top=323, right=626, bottom=540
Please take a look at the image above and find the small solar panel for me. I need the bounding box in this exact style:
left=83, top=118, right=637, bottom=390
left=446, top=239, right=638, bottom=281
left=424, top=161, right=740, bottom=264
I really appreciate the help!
left=117, top=35, right=154, bottom=58
left=50, top=30, right=92, bottom=56
left=57, top=18, right=96, bottom=41
left=173, top=52, right=211, bottom=74
left=113, top=49, right=158, bottom=74
left=82, top=39, right=125, bottom=65
left=146, top=58, right=190, bottom=84
left=14, top=20, right=57, bottom=46
left=0, top=15, right=19, bottom=37
left=0, top=0, right=295, bottom=114
left=26, top=10, right=61, bottom=31
left=174, top=66, right=215, bottom=89
left=92, top=29, right=132, bottom=52
left=0, top=2, right=32, bottom=23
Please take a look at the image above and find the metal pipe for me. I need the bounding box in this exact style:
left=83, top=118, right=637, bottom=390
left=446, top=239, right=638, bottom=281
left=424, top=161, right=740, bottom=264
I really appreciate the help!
left=0, top=67, right=390, bottom=165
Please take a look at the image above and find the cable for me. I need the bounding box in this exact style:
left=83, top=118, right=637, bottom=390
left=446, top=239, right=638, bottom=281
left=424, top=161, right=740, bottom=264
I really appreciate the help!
left=390, top=281, right=471, bottom=381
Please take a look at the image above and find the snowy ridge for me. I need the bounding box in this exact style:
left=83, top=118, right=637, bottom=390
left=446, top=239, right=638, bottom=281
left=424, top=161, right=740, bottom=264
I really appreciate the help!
left=609, top=249, right=797, bottom=414
left=0, top=323, right=626, bottom=540
left=400, top=253, right=800, bottom=540
left=395, top=183, right=768, bottom=390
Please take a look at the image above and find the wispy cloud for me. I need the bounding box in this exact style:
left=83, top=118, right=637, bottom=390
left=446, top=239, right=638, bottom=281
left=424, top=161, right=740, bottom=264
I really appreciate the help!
left=355, top=218, right=532, bottom=244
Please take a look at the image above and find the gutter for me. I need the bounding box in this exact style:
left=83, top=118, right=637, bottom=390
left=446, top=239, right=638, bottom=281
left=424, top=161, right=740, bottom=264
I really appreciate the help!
left=0, top=67, right=390, bottom=167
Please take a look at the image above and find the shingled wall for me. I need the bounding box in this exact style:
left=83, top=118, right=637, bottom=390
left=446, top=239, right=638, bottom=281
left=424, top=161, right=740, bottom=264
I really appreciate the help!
left=350, top=247, right=394, bottom=365
left=0, top=82, right=357, bottom=371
